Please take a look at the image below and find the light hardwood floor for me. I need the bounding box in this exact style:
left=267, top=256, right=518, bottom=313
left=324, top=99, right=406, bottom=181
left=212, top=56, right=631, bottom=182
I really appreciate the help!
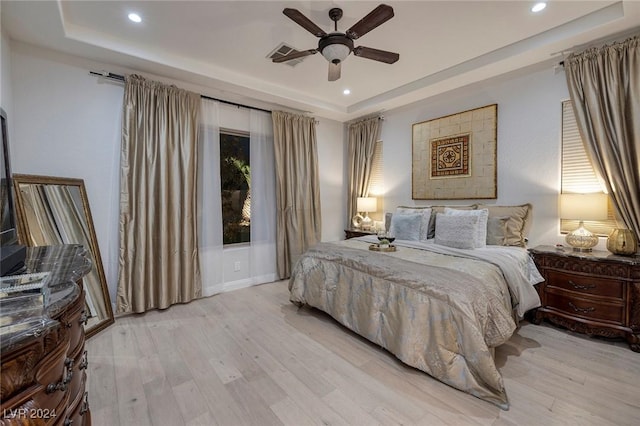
left=87, top=280, right=640, bottom=426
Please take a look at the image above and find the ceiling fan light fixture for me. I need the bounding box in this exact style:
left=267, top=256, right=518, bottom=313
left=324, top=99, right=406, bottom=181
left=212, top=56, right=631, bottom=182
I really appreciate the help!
left=321, top=43, right=351, bottom=64
left=277, top=5, right=398, bottom=81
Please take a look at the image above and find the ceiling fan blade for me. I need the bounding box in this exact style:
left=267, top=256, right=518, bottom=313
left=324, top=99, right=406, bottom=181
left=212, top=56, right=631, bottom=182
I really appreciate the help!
left=272, top=49, right=318, bottom=63
left=328, top=62, right=341, bottom=81
left=353, top=46, right=399, bottom=64
left=283, top=8, right=327, bottom=37
left=346, top=4, right=394, bottom=40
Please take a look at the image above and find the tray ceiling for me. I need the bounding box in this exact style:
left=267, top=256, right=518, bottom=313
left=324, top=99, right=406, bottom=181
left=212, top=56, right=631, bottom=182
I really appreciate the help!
left=2, top=1, right=639, bottom=121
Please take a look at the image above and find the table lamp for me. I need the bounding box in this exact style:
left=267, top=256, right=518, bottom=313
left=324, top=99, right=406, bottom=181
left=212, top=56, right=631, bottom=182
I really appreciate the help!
left=357, top=197, right=377, bottom=231
left=560, top=193, right=608, bottom=252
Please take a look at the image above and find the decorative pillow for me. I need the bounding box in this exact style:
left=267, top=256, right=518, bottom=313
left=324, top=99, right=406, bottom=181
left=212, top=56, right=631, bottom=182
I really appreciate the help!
left=425, top=205, right=476, bottom=239
left=476, top=204, right=532, bottom=247
left=444, top=208, right=489, bottom=248
left=395, top=207, right=432, bottom=240
left=434, top=214, right=478, bottom=249
left=389, top=213, right=422, bottom=241
left=486, top=216, right=510, bottom=245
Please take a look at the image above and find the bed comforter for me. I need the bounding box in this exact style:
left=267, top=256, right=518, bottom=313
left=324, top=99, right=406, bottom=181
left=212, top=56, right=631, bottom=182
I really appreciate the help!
left=288, top=237, right=543, bottom=409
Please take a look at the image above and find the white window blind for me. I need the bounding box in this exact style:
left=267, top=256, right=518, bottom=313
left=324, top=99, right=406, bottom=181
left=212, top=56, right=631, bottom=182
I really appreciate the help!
left=368, top=141, right=384, bottom=196
left=561, top=100, right=616, bottom=236
left=367, top=141, right=384, bottom=221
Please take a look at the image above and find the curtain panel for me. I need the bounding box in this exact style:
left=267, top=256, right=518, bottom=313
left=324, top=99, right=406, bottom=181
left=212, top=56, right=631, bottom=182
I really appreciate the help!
left=198, top=99, right=224, bottom=296
left=196, top=101, right=278, bottom=296
left=249, top=110, right=277, bottom=284
left=272, top=111, right=322, bottom=279
left=117, top=75, right=202, bottom=313
left=565, top=35, right=640, bottom=246
left=347, top=116, right=381, bottom=223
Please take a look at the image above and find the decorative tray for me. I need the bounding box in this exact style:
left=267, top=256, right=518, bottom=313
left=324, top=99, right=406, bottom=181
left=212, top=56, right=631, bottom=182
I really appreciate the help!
left=369, top=244, right=397, bottom=252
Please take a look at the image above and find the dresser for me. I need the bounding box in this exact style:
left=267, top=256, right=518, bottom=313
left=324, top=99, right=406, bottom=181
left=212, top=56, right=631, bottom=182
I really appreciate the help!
left=1, top=245, right=92, bottom=425
left=529, top=245, right=640, bottom=352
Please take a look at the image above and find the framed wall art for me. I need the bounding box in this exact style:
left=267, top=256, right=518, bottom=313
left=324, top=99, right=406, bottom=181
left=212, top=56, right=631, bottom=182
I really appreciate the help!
left=412, top=104, right=497, bottom=200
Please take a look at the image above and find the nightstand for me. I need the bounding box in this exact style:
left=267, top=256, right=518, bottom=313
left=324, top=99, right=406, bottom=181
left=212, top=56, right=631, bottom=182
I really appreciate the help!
left=344, top=229, right=376, bottom=239
left=529, top=245, right=640, bottom=352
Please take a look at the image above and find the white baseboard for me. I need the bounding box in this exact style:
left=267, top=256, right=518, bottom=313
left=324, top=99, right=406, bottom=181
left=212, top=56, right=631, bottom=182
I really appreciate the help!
left=202, top=273, right=278, bottom=297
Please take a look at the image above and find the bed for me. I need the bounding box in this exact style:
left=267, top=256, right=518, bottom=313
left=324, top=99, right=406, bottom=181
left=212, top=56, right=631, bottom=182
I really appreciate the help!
left=288, top=205, right=544, bottom=409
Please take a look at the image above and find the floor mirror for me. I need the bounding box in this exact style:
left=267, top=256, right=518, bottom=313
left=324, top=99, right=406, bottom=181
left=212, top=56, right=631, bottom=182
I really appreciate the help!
left=12, top=174, right=114, bottom=337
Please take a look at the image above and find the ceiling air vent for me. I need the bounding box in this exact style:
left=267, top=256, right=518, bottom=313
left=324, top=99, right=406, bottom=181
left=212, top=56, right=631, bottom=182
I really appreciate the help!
left=268, top=43, right=306, bottom=67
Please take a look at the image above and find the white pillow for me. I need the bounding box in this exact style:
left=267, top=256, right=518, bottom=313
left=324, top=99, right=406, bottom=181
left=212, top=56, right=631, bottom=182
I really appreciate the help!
left=444, top=208, right=489, bottom=248
left=395, top=207, right=432, bottom=240
left=434, top=214, right=478, bottom=249
left=389, top=213, right=422, bottom=241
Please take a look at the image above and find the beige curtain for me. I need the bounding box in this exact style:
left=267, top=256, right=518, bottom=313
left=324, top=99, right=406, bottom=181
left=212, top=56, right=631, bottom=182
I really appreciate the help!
left=347, top=116, right=381, bottom=222
left=565, top=35, right=640, bottom=246
left=117, top=75, right=202, bottom=313
left=271, top=111, right=321, bottom=279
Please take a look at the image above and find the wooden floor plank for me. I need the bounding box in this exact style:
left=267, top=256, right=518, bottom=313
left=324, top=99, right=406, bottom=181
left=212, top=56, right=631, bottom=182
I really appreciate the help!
left=86, top=327, right=117, bottom=413
left=143, top=378, right=185, bottom=426
left=321, top=388, right=382, bottom=426
left=269, top=397, right=318, bottom=426
left=111, top=323, right=152, bottom=426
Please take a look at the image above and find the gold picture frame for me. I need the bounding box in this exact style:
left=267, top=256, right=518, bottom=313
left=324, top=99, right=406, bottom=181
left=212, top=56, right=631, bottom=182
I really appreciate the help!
left=412, top=104, right=497, bottom=200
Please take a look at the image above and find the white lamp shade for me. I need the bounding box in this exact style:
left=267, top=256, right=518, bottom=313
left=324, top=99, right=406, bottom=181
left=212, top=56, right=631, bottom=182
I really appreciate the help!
left=321, top=43, right=350, bottom=63
left=560, top=193, right=608, bottom=221
left=357, top=197, right=377, bottom=213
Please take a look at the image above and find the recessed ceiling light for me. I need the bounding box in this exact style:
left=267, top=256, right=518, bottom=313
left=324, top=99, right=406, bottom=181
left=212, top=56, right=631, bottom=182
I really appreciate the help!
left=128, top=12, right=142, bottom=23
left=343, top=89, right=351, bottom=95
left=531, top=2, right=547, bottom=13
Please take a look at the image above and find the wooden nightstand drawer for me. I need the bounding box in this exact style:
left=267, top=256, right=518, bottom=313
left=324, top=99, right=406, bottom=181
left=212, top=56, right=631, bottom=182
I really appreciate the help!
left=546, top=270, right=623, bottom=299
left=344, top=229, right=376, bottom=239
left=545, top=291, right=624, bottom=324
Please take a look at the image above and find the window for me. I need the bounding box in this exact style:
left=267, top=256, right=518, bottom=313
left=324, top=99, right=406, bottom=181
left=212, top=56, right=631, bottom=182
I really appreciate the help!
left=368, top=141, right=384, bottom=196
left=560, top=100, right=616, bottom=236
left=220, top=130, right=250, bottom=245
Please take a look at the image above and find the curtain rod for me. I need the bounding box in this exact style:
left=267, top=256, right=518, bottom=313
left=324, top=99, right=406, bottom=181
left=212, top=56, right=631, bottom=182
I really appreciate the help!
left=89, top=71, right=272, bottom=114
left=348, top=114, right=385, bottom=125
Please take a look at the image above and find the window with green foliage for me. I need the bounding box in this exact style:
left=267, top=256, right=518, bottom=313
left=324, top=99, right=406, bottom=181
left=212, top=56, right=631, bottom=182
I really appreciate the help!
left=220, top=130, right=250, bottom=245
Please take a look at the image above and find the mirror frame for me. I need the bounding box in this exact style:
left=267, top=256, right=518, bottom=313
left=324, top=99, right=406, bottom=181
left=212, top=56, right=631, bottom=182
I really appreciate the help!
left=12, top=174, right=114, bottom=338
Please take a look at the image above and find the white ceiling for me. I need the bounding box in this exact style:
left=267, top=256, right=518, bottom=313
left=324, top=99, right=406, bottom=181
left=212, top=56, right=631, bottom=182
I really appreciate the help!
left=2, top=1, right=639, bottom=121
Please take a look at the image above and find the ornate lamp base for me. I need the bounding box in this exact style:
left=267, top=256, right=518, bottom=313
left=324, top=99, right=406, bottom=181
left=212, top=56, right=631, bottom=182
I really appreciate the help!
left=566, top=221, right=599, bottom=252
left=361, top=214, right=372, bottom=231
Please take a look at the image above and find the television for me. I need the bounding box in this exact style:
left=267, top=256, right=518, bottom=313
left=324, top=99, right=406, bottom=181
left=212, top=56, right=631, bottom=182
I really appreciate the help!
left=1, top=107, right=26, bottom=275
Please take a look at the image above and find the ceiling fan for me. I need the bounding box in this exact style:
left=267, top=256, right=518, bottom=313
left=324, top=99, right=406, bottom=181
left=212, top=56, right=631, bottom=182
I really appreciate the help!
left=273, top=4, right=400, bottom=81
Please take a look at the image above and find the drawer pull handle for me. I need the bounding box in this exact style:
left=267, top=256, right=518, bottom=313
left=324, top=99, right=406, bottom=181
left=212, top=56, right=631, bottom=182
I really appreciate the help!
left=64, top=419, right=73, bottom=426
left=569, top=280, right=596, bottom=291
left=47, top=370, right=73, bottom=393
left=79, top=350, right=89, bottom=370
left=568, top=302, right=595, bottom=314
left=80, top=392, right=89, bottom=415
left=65, top=357, right=74, bottom=368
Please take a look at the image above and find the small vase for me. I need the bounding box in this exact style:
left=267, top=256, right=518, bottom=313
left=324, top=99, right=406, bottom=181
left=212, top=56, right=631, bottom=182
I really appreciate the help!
left=606, top=228, right=638, bottom=256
